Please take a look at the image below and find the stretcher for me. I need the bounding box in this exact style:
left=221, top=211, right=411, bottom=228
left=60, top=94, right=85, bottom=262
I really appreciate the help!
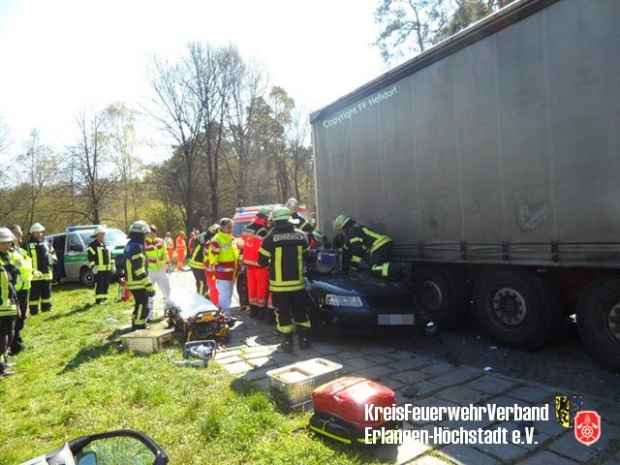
left=165, top=288, right=229, bottom=342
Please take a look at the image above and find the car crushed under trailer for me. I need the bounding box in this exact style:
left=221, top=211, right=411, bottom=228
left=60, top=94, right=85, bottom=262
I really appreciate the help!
left=310, top=0, right=620, bottom=370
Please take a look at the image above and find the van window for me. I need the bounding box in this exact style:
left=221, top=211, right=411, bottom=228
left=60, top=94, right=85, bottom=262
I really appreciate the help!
left=67, top=233, right=84, bottom=252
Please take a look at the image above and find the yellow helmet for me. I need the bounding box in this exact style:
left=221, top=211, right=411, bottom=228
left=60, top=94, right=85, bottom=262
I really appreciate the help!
left=333, top=214, right=351, bottom=232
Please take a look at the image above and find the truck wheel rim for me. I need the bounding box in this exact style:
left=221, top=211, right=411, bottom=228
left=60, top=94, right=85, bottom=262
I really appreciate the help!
left=491, top=288, right=527, bottom=326
left=609, top=303, right=620, bottom=342
left=421, top=280, right=443, bottom=311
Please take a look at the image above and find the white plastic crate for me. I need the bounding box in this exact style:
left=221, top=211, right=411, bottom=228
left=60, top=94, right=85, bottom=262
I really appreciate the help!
left=267, top=358, right=343, bottom=408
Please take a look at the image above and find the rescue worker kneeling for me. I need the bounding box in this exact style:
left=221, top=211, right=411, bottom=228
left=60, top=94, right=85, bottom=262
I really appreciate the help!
left=124, top=221, right=155, bottom=330
left=333, top=214, right=402, bottom=281
left=87, top=227, right=115, bottom=305
left=258, top=207, right=311, bottom=353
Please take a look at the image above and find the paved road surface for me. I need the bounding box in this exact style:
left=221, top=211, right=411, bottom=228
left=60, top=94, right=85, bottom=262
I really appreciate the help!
left=166, top=270, right=620, bottom=465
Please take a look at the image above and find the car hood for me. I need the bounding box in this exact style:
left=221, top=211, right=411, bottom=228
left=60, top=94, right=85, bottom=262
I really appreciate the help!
left=308, top=272, right=411, bottom=297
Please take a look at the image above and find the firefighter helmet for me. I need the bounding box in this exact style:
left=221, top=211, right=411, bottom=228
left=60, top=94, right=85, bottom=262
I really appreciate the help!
left=0, top=227, right=15, bottom=243
left=333, top=214, right=352, bottom=232
left=29, top=223, right=45, bottom=234
left=258, top=207, right=271, bottom=217
left=92, top=226, right=106, bottom=237
left=129, top=220, right=150, bottom=234
left=285, top=197, right=298, bottom=210
left=273, top=207, right=291, bottom=222
left=208, top=223, right=220, bottom=234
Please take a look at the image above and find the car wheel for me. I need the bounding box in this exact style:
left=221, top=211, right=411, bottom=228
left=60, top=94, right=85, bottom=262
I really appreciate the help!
left=473, top=269, right=555, bottom=350
left=413, top=266, right=467, bottom=329
left=577, top=278, right=620, bottom=372
left=80, top=267, right=94, bottom=286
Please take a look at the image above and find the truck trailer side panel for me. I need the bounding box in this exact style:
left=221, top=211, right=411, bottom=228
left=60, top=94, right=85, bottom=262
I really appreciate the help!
left=312, top=0, right=620, bottom=267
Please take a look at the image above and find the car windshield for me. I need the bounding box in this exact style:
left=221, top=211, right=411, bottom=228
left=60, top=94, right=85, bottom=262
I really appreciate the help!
left=78, top=228, right=128, bottom=248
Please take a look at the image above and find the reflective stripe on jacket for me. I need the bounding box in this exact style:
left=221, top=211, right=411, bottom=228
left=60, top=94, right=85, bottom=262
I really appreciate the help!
left=241, top=219, right=268, bottom=267
left=145, top=238, right=167, bottom=272
left=10, top=247, right=33, bottom=291
left=343, top=224, right=392, bottom=266
left=258, top=222, right=308, bottom=293
left=123, top=239, right=153, bottom=291
left=87, top=240, right=114, bottom=272
left=27, top=240, right=55, bottom=281
left=211, top=232, right=239, bottom=280
left=0, top=253, right=18, bottom=316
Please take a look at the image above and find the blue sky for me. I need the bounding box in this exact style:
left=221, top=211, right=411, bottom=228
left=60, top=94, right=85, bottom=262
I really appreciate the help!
left=0, top=0, right=387, bottom=161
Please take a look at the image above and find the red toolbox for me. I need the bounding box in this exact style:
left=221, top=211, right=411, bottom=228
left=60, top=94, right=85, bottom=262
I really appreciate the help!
left=310, top=376, right=400, bottom=445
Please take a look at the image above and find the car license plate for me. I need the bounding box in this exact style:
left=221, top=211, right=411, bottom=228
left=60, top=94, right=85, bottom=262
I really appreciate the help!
left=378, top=314, right=415, bottom=325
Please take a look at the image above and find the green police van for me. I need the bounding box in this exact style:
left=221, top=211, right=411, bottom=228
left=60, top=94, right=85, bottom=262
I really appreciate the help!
left=46, top=225, right=128, bottom=285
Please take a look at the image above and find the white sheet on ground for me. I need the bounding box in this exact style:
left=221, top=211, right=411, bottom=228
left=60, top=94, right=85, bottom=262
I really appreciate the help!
left=169, top=289, right=218, bottom=320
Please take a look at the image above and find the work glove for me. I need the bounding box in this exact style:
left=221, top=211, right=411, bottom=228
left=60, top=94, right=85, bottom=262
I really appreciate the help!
left=33, top=270, right=42, bottom=279
left=92, top=266, right=99, bottom=275
left=147, top=287, right=156, bottom=298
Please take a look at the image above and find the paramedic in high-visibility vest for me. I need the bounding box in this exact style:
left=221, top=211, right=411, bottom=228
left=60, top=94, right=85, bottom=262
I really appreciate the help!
left=87, top=227, right=115, bottom=305
left=26, top=223, right=56, bottom=314
left=258, top=207, right=311, bottom=353
left=124, top=221, right=155, bottom=330
left=241, top=207, right=270, bottom=319
left=210, top=218, right=239, bottom=325
left=333, top=214, right=402, bottom=281
left=8, top=224, right=32, bottom=355
left=145, top=225, right=171, bottom=320
left=204, top=223, right=220, bottom=305
left=0, top=227, right=19, bottom=376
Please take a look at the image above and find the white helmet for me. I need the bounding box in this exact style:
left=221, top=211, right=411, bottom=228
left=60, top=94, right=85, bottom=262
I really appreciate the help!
left=29, top=223, right=45, bottom=234
left=0, top=227, right=15, bottom=243
left=92, top=226, right=106, bottom=237
left=129, top=220, right=150, bottom=234
left=285, top=197, right=299, bottom=210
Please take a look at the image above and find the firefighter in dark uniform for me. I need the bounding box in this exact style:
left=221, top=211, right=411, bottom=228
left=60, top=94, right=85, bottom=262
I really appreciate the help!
left=258, top=207, right=311, bottom=352
left=0, top=227, right=19, bottom=376
left=286, top=197, right=315, bottom=234
left=124, top=221, right=154, bottom=330
left=333, top=214, right=401, bottom=280
left=26, top=223, right=56, bottom=314
left=9, top=224, right=32, bottom=354
left=189, top=229, right=208, bottom=297
left=87, top=226, right=115, bottom=304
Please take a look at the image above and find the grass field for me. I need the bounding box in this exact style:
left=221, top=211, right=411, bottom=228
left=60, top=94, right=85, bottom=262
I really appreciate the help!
left=0, top=284, right=383, bottom=465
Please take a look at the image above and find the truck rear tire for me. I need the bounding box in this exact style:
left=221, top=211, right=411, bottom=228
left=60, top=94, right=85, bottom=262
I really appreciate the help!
left=576, top=279, right=620, bottom=372
left=413, top=267, right=467, bottom=329
left=473, top=270, right=553, bottom=350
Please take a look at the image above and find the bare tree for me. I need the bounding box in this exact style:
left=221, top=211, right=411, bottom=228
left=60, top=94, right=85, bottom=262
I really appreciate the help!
left=187, top=42, right=236, bottom=222
left=150, top=54, right=204, bottom=231
left=17, top=129, right=58, bottom=227
left=104, top=103, right=142, bottom=230
left=70, top=111, right=115, bottom=224
left=225, top=56, right=267, bottom=206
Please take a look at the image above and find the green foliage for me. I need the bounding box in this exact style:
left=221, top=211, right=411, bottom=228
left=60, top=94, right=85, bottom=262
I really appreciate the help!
left=0, top=285, right=382, bottom=465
